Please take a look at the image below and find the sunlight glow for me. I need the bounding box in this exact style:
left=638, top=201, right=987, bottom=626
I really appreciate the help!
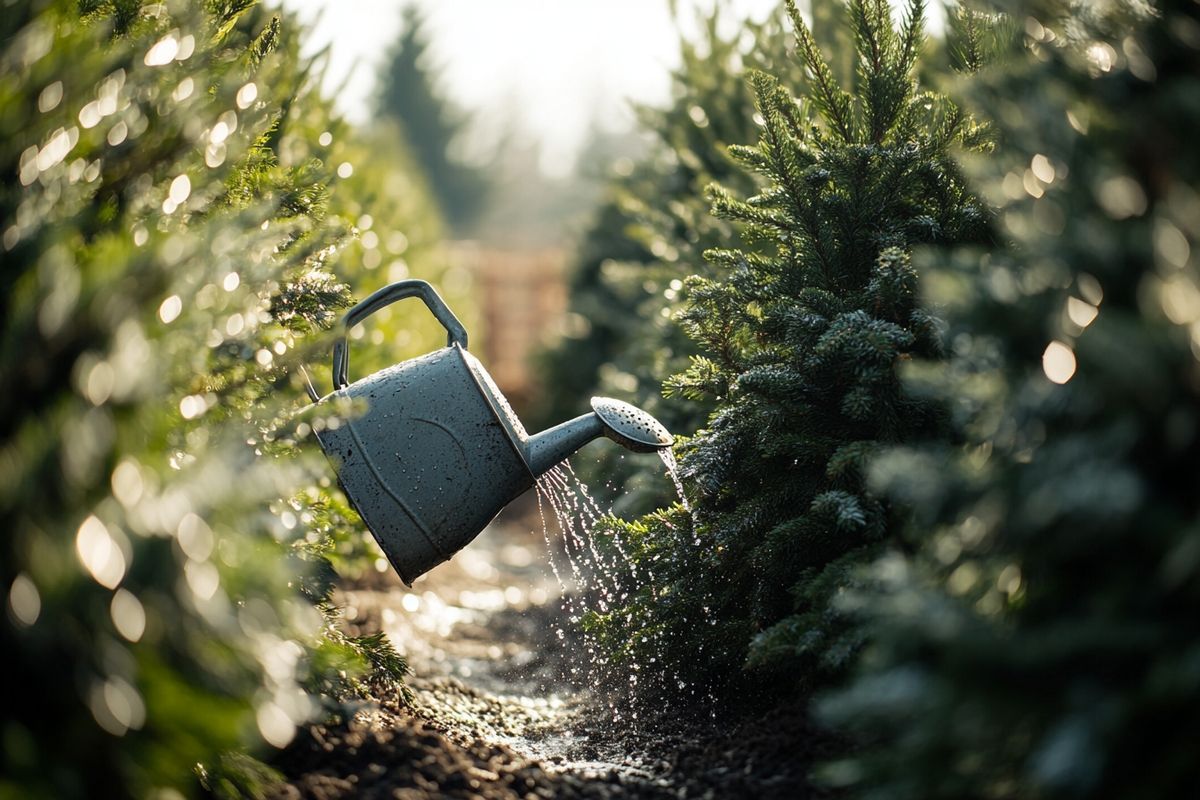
left=280, top=0, right=793, bottom=170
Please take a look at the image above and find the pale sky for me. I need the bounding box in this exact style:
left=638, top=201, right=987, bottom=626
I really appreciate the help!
left=278, top=0, right=782, bottom=171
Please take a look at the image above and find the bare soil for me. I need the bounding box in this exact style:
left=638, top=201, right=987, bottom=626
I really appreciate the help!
left=268, top=496, right=827, bottom=799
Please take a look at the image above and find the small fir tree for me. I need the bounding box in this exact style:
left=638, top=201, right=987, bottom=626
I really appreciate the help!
left=536, top=7, right=808, bottom=513
left=820, top=1, right=1200, bottom=797
left=589, top=0, right=990, bottom=698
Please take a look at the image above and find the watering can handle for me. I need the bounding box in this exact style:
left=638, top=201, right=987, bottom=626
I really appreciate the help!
left=331, top=279, right=468, bottom=391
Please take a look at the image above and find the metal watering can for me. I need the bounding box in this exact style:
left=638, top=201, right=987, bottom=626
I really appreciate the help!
left=306, top=279, right=674, bottom=585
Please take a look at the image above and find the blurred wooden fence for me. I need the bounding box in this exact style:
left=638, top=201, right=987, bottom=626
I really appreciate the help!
left=449, top=242, right=567, bottom=413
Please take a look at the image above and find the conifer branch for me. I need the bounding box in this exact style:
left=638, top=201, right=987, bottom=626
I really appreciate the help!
left=749, top=72, right=809, bottom=217
left=899, top=0, right=927, bottom=75
left=786, top=0, right=856, bottom=142
left=850, top=0, right=886, bottom=81
left=949, top=3, right=986, bottom=73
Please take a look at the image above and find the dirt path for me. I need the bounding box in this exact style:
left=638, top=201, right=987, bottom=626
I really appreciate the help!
left=270, top=496, right=825, bottom=799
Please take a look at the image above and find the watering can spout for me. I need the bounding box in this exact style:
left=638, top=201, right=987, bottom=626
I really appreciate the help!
left=524, top=397, right=674, bottom=477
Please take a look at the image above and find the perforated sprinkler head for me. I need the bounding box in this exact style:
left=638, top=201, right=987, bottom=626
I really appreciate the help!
left=590, top=397, right=674, bottom=453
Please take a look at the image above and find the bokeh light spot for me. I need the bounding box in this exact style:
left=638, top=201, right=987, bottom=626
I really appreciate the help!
left=8, top=573, right=41, bottom=627
left=236, top=82, right=258, bottom=109
left=38, top=80, right=62, bottom=113
left=89, top=676, right=145, bottom=736
left=1097, top=175, right=1147, bottom=219
left=158, top=294, right=182, bottom=324
left=256, top=702, right=295, bottom=748
left=107, top=120, right=128, bottom=147
left=110, top=588, right=146, bottom=642
left=76, top=516, right=126, bottom=589
left=1031, top=154, right=1055, bottom=183
left=177, top=34, right=195, bottom=61
left=177, top=513, right=215, bottom=562
left=168, top=174, right=191, bottom=205
left=111, top=459, right=145, bottom=508
left=84, top=360, right=115, bottom=405
left=1067, top=297, right=1098, bottom=328
left=179, top=394, right=207, bottom=420
left=184, top=559, right=219, bottom=600
left=1042, top=341, right=1077, bottom=384
left=1154, top=220, right=1190, bottom=269
left=144, top=34, right=180, bottom=66
left=172, top=77, right=194, bottom=102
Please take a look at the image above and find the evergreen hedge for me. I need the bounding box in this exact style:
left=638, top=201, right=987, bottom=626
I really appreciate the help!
left=0, top=1, right=453, bottom=796
left=821, top=1, right=1200, bottom=796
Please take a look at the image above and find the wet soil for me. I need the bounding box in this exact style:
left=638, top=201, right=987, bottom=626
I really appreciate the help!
left=269, top=496, right=826, bottom=799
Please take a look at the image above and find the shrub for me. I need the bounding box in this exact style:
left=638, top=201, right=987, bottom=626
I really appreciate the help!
left=820, top=2, right=1200, bottom=797
left=0, top=1, right=449, bottom=795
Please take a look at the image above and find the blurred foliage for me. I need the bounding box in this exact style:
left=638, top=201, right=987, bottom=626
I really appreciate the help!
left=0, top=0, right=449, bottom=797
left=375, top=4, right=490, bottom=235
left=819, top=1, right=1200, bottom=797
left=303, top=116, right=478, bottom=421
left=584, top=0, right=993, bottom=700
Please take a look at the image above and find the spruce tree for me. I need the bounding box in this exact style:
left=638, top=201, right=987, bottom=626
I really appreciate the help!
left=536, top=8, right=806, bottom=513
left=589, top=0, right=989, bottom=697
left=820, top=1, right=1200, bottom=797
left=375, top=4, right=488, bottom=234
left=0, top=1, right=447, bottom=795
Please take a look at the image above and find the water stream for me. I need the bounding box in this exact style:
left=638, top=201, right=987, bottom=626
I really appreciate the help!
left=658, top=448, right=690, bottom=512
left=533, top=451, right=713, bottom=720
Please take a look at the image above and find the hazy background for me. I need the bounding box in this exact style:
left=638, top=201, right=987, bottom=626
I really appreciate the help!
left=279, top=0, right=783, bottom=174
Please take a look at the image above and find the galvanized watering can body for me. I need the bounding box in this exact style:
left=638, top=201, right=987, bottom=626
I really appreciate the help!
left=310, top=280, right=672, bottom=584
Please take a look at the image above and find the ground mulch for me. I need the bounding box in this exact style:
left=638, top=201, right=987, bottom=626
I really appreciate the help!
left=269, top=499, right=830, bottom=799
